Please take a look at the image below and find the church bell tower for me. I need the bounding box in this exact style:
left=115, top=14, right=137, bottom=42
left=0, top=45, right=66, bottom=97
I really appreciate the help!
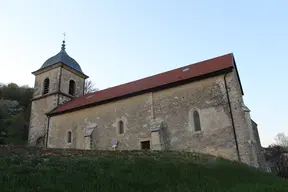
left=28, top=40, right=88, bottom=147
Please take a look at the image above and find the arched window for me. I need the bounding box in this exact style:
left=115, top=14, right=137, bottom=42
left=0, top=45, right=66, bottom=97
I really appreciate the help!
left=67, top=131, right=72, bottom=143
left=43, top=78, right=50, bottom=94
left=69, top=80, right=76, bottom=95
left=193, top=111, right=201, bottom=132
left=118, top=120, right=124, bottom=134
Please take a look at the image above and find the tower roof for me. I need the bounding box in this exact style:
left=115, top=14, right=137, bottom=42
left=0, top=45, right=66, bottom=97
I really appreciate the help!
left=40, top=41, right=84, bottom=73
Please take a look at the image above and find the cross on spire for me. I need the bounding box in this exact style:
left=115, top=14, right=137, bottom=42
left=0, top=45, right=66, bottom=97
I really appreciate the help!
left=62, top=32, right=66, bottom=41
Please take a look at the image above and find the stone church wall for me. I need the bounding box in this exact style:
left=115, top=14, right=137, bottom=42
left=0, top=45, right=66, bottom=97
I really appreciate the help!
left=47, top=70, right=262, bottom=166
left=48, top=92, right=153, bottom=150
left=224, top=70, right=262, bottom=167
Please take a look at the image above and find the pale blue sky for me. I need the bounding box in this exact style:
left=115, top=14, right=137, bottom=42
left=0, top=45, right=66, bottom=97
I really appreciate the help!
left=0, top=1, right=287, bottom=147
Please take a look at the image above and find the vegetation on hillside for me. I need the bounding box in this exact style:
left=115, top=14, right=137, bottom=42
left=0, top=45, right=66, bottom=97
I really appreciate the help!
left=0, top=147, right=287, bottom=192
left=264, top=133, right=288, bottom=178
left=0, top=83, right=33, bottom=145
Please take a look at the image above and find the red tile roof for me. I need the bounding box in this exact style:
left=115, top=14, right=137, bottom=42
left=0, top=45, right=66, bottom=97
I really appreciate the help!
left=49, top=53, right=234, bottom=116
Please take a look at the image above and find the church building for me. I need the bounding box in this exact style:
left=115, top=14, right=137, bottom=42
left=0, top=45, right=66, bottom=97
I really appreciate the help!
left=28, top=41, right=265, bottom=167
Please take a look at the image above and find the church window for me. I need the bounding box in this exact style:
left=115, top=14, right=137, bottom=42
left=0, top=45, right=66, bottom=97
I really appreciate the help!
left=118, top=120, right=124, bottom=134
left=67, top=131, right=72, bottom=143
left=43, top=78, right=50, bottom=94
left=69, top=80, right=76, bottom=96
left=193, top=111, right=201, bottom=132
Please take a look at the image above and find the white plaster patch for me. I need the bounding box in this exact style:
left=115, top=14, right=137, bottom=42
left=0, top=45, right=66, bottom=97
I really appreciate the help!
left=205, top=100, right=213, bottom=105
left=82, top=118, right=97, bottom=136
left=84, top=126, right=95, bottom=137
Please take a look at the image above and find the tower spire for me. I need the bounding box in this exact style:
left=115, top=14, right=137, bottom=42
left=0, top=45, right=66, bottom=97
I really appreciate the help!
left=61, top=40, right=66, bottom=51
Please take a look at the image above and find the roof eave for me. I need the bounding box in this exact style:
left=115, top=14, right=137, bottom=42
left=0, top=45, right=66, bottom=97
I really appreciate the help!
left=32, top=62, right=62, bottom=75
left=62, top=64, right=89, bottom=79
left=32, top=62, right=89, bottom=79
left=251, top=119, right=258, bottom=126
left=231, top=54, right=244, bottom=96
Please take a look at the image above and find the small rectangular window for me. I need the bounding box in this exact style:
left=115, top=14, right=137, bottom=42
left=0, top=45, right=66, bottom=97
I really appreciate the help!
left=67, top=131, right=72, bottom=143
left=118, top=121, right=124, bottom=134
left=141, top=140, right=150, bottom=150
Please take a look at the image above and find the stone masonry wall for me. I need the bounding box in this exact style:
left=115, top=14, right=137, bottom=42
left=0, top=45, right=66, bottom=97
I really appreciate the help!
left=48, top=71, right=246, bottom=162
left=29, top=67, right=61, bottom=146
left=252, top=121, right=268, bottom=169
left=33, top=67, right=60, bottom=97
left=58, top=95, right=72, bottom=106
left=152, top=74, right=238, bottom=160
left=225, top=71, right=262, bottom=167
left=28, top=95, right=58, bottom=146
left=48, top=92, right=152, bottom=149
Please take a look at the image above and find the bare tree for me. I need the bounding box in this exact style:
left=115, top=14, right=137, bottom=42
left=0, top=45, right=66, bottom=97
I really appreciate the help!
left=274, top=132, right=288, bottom=147
left=84, top=79, right=99, bottom=95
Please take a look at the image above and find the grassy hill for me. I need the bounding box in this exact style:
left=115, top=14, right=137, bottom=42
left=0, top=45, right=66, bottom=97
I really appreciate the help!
left=0, top=146, right=287, bottom=192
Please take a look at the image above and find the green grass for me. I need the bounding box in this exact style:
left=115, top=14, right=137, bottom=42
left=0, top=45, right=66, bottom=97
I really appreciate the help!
left=0, top=147, right=287, bottom=192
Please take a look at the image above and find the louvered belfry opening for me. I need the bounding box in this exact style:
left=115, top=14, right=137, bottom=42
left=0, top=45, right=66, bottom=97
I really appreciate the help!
left=69, top=80, right=76, bottom=95
left=43, top=78, right=50, bottom=94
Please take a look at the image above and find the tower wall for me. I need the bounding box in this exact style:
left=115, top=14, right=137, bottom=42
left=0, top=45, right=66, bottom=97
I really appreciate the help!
left=28, top=95, right=58, bottom=146
left=33, top=67, right=61, bottom=98
left=60, top=67, right=85, bottom=97
left=29, top=66, right=86, bottom=147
